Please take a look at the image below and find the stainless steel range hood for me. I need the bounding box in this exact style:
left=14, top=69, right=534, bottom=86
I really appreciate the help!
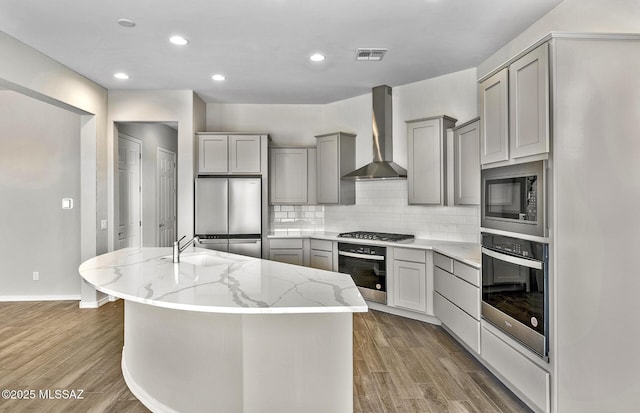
left=342, top=85, right=407, bottom=180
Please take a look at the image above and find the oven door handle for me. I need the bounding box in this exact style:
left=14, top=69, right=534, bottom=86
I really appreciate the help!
left=338, top=251, right=385, bottom=261
left=481, top=247, right=543, bottom=270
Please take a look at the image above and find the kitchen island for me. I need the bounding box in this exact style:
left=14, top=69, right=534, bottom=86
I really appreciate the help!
left=79, top=247, right=367, bottom=413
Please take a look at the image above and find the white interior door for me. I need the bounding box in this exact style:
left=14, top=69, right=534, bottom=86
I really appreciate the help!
left=118, top=135, right=142, bottom=249
left=157, top=148, right=176, bottom=247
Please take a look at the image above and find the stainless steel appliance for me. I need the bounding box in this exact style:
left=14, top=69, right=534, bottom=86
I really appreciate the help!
left=195, top=177, right=262, bottom=258
left=338, top=231, right=414, bottom=242
left=338, top=242, right=387, bottom=304
left=336, top=231, right=414, bottom=304
left=481, top=232, right=549, bottom=359
left=342, top=85, right=407, bottom=180
left=481, top=161, right=546, bottom=237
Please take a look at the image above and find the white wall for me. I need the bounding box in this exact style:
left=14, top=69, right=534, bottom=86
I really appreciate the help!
left=108, top=90, right=200, bottom=247
left=0, top=91, right=82, bottom=298
left=478, top=0, right=640, bottom=78
left=207, top=103, right=324, bottom=146
left=0, top=31, right=108, bottom=305
left=116, top=123, right=178, bottom=247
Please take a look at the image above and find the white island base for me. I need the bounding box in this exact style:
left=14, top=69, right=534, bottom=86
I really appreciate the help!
left=121, top=300, right=353, bottom=413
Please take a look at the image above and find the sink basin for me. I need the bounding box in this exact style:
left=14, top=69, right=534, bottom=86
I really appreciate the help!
left=179, top=254, right=231, bottom=267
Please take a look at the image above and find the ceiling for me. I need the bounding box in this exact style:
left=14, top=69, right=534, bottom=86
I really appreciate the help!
left=0, top=0, right=563, bottom=104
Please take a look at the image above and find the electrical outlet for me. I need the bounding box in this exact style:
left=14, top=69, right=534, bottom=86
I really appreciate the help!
left=33, top=271, right=39, bottom=281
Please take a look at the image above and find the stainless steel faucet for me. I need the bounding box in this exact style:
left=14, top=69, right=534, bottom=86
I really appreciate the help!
left=173, top=235, right=199, bottom=263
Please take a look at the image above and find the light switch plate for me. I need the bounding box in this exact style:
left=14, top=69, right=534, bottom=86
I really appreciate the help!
left=100, top=219, right=108, bottom=230
left=62, top=198, right=73, bottom=209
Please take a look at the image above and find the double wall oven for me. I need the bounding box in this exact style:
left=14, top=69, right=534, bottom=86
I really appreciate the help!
left=481, top=160, right=550, bottom=359
left=337, top=232, right=414, bottom=305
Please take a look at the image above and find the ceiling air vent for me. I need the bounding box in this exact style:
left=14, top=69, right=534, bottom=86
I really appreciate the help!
left=355, top=48, right=387, bottom=61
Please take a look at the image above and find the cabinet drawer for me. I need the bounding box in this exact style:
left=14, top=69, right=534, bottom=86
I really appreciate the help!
left=434, top=267, right=480, bottom=320
left=269, top=249, right=303, bottom=266
left=310, top=239, right=333, bottom=252
left=269, top=238, right=303, bottom=249
left=433, top=252, right=453, bottom=272
left=453, top=261, right=480, bottom=287
left=434, top=293, right=480, bottom=353
left=310, top=249, right=333, bottom=271
left=394, top=247, right=425, bottom=263
left=481, top=327, right=550, bottom=413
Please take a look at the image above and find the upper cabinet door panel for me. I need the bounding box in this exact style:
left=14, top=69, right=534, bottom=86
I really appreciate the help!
left=480, top=68, right=509, bottom=164
left=269, top=148, right=308, bottom=204
left=316, top=135, right=340, bottom=204
left=199, top=135, right=229, bottom=173
left=229, top=135, right=261, bottom=173
left=454, top=119, right=480, bottom=205
left=509, top=43, right=550, bottom=159
left=408, top=120, right=441, bottom=204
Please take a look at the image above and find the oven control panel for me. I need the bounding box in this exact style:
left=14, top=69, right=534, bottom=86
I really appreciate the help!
left=338, top=242, right=386, bottom=256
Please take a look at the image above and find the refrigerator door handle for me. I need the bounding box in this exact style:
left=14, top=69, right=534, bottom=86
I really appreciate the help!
left=228, top=238, right=261, bottom=244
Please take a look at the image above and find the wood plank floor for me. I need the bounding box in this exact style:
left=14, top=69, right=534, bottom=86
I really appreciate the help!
left=0, top=301, right=531, bottom=412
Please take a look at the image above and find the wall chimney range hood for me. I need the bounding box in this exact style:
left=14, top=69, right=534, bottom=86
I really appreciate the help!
left=342, top=85, right=407, bottom=180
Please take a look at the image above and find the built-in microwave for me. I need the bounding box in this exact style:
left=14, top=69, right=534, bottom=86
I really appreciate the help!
left=481, top=161, right=547, bottom=237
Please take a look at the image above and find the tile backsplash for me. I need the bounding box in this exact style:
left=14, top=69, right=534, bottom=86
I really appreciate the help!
left=269, top=180, right=479, bottom=242
left=270, top=205, right=325, bottom=234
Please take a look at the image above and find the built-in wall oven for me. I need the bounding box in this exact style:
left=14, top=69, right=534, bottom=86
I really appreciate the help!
left=338, top=242, right=387, bottom=304
left=481, top=161, right=547, bottom=237
left=481, top=232, right=549, bottom=359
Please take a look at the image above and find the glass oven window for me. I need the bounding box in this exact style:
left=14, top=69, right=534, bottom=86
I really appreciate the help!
left=482, top=253, right=545, bottom=335
left=338, top=255, right=386, bottom=292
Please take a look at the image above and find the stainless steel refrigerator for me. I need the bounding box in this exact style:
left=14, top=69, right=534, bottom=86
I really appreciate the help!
left=195, top=177, right=262, bottom=258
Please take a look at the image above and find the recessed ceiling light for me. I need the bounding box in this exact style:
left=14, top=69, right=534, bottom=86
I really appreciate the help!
left=310, top=53, right=326, bottom=62
left=212, top=74, right=226, bottom=81
left=114, top=72, right=129, bottom=80
left=169, top=35, right=189, bottom=46
left=117, top=18, right=136, bottom=28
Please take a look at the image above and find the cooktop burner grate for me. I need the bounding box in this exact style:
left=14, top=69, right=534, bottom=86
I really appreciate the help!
left=338, top=231, right=415, bottom=242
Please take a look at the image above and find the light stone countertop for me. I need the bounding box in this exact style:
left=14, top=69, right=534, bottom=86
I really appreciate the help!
left=268, top=231, right=481, bottom=268
left=79, top=247, right=368, bottom=314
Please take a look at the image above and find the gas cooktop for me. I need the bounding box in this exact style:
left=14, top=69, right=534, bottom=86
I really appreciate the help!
left=338, top=231, right=415, bottom=243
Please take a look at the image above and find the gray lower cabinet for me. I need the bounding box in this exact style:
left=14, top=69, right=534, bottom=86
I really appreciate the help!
left=406, top=116, right=457, bottom=205
left=433, top=252, right=480, bottom=353
left=268, top=238, right=304, bottom=266
left=309, top=239, right=333, bottom=271
left=197, top=133, right=262, bottom=175
left=452, top=118, right=480, bottom=205
left=392, top=248, right=427, bottom=313
left=315, top=132, right=355, bottom=205
left=269, top=147, right=314, bottom=204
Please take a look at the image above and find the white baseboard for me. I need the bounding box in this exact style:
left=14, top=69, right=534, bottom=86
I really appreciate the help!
left=79, top=295, right=111, bottom=309
left=0, top=295, right=81, bottom=302
left=366, top=300, right=442, bottom=325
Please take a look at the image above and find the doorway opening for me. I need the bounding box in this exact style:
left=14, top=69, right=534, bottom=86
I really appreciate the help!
left=115, top=122, right=178, bottom=248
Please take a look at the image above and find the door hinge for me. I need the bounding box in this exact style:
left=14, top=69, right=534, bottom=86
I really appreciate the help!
left=140, top=220, right=142, bottom=226
left=139, top=186, right=142, bottom=193
left=139, top=153, right=142, bottom=160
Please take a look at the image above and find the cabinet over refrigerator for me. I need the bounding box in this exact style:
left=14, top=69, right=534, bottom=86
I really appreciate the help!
left=195, top=177, right=262, bottom=258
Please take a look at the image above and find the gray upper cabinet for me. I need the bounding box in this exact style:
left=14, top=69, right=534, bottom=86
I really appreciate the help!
left=479, top=43, right=549, bottom=166
left=315, top=132, right=356, bottom=205
left=269, top=147, right=313, bottom=205
left=509, top=43, right=549, bottom=159
left=198, top=134, right=229, bottom=173
left=406, top=116, right=457, bottom=205
left=479, top=68, right=509, bottom=164
left=197, top=133, right=262, bottom=174
left=452, top=118, right=480, bottom=205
